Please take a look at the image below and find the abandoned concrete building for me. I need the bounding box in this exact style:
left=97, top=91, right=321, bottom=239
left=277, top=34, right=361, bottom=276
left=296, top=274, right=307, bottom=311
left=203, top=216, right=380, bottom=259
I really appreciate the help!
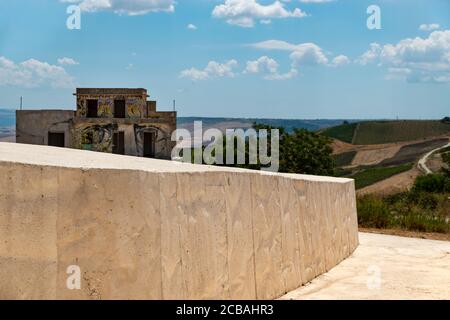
left=16, top=88, right=177, bottom=159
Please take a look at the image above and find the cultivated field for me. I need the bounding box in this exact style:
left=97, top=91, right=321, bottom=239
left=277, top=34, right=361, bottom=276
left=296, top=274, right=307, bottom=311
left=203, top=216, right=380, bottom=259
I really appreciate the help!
left=332, top=137, right=450, bottom=192
left=326, top=119, right=450, bottom=193
left=380, top=138, right=449, bottom=166
left=354, top=120, right=450, bottom=145
left=324, top=120, right=450, bottom=145
left=322, top=122, right=357, bottom=143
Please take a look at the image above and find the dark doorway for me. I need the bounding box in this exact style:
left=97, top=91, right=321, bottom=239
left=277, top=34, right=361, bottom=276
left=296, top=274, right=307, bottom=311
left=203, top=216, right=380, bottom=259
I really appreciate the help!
left=113, top=132, right=125, bottom=155
left=144, top=132, right=156, bottom=158
left=48, top=132, right=65, bottom=148
left=87, top=99, right=98, bottom=118
left=114, top=100, right=126, bottom=118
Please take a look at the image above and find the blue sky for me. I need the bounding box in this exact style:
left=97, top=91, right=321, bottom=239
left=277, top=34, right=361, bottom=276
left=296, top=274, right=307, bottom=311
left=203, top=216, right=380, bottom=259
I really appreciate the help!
left=0, top=0, right=449, bottom=119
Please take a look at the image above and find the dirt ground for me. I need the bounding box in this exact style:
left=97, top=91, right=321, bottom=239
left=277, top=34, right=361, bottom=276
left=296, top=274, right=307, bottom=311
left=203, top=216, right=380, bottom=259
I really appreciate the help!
left=426, top=152, right=444, bottom=173
left=359, top=227, right=450, bottom=242
left=356, top=166, right=421, bottom=196
left=331, top=139, right=356, bottom=154
left=351, top=145, right=401, bottom=166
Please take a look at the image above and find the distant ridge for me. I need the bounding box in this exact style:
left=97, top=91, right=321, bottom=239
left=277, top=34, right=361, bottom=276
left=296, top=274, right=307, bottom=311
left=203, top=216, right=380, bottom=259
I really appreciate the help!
left=178, top=117, right=357, bottom=133
left=0, top=109, right=355, bottom=134
left=0, top=109, right=15, bottom=128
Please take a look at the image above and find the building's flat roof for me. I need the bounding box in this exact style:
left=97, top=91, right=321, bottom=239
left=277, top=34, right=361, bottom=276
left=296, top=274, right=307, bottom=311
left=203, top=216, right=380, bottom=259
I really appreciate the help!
left=75, top=88, right=148, bottom=95
left=16, top=109, right=75, bottom=113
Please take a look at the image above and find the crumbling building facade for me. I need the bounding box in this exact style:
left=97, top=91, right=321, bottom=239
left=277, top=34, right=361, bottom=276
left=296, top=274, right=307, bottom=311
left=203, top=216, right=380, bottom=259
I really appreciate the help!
left=16, top=88, right=176, bottom=159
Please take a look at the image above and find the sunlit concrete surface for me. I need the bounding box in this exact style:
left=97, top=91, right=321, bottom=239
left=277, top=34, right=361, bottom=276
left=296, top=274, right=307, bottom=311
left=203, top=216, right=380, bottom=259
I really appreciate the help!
left=282, top=232, right=450, bottom=300
left=0, top=143, right=358, bottom=300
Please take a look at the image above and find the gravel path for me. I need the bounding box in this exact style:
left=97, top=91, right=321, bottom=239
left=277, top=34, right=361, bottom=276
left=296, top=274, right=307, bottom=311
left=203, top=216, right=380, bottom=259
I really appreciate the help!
left=418, top=142, right=450, bottom=174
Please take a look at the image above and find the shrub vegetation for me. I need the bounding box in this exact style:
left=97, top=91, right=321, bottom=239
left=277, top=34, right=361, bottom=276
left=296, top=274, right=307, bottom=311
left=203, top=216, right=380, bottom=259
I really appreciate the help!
left=357, top=154, right=450, bottom=234
left=333, top=151, right=357, bottom=167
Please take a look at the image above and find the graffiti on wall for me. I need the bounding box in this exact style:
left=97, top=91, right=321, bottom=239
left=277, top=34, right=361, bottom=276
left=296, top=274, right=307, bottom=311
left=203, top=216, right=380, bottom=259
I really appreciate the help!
left=73, top=124, right=117, bottom=153
left=134, top=124, right=172, bottom=158
left=98, top=97, right=113, bottom=118
left=77, top=100, right=87, bottom=117
left=127, top=98, right=145, bottom=118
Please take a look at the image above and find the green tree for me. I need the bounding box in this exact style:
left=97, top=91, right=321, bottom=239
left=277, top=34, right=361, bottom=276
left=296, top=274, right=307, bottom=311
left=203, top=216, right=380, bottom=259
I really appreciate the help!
left=279, top=128, right=334, bottom=175
left=249, top=123, right=335, bottom=175
left=442, top=152, right=450, bottom=178
left=189, top=123, right=335, bottom=176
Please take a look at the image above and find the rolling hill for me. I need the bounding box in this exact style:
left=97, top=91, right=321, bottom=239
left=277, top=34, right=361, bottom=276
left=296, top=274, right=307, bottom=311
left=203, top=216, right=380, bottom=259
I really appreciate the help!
left=323, top=120, right=450, bottom=145
left=327, top=119, right=450, bottom=193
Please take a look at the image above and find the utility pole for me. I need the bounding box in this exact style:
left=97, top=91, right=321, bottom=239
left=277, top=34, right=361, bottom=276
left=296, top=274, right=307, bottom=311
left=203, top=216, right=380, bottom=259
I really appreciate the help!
left=20, top=96, right=23, bottom=110
left=173, top=99, right=176, bottom=111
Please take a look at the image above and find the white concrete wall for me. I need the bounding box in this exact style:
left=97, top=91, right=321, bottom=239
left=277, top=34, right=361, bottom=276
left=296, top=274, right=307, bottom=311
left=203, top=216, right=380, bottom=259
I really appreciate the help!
left=0, top=143, right=359, bottom=300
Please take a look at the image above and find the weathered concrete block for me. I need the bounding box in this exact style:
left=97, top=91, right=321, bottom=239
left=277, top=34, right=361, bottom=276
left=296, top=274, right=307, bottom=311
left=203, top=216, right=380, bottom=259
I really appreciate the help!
left=0, top=143, right=359, bottom=300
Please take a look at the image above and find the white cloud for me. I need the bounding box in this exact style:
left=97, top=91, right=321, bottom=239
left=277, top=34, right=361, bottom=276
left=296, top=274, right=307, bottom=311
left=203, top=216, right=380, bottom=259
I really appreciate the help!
left=205, top=60, right=238, bottom=77
left=250, top=40, right=351, bottom=68
left=330, top=55, right=350, bottom=67
left=61, top=0, right=175, bottom=15
left=245, top=56, right=279, bottom=74
left=289, top=43, right=328, bottom=66
left=299, top=0, right=335, bottom=3
left=0, top=56, right=75, bottom=88
left=179, top=68, right=209, bottom=81
left=250, top=39, right=301, bottom=51
left=187, top=23, right=197, bottom=30
left=244, top=56, right=298, bottom=80
left=419, top=24, right=440, bottom=32
left=358, top=30, right=450, bottom=83
left=387, top=68, right=450, bottom=83
left=181, top=56, right=298, bottom=82
left=356, top=42, right=381, bottom=65
left=57, top=57, right=79, bottom=65
left=180, top=60, right=238, bottom=81
left=385, top=67, right=412, bottom=80
left=212, top=0, right=307, bottom=28
left=264, top=68, right=298, bottom=80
